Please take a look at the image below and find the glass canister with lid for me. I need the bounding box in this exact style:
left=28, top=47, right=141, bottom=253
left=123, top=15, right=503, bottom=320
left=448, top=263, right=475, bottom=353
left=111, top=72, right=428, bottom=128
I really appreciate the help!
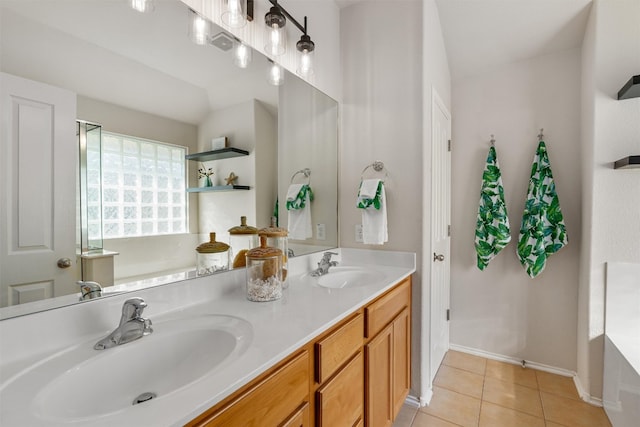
left=258, top=217, right=289, bottom=286
left=228, top=216, right=259, bottom=269
left=245, top=236, right=283, bottom=302
left=195, top=232, right=230, bottom=276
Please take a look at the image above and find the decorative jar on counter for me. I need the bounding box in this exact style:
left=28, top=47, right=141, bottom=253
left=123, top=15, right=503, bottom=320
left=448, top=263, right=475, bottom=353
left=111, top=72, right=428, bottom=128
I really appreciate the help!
left=195, top=232, right=230, bottom=276
left=228, top=216, right=258, bottom=269
left=245, top=236, right=283, bottom=302
left=258, top=217, right=289, bottom=286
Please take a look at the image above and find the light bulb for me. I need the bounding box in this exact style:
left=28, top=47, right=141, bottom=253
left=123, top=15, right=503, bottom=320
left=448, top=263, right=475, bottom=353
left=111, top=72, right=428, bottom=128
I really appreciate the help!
left=268, top=63, right=284, bottom=86
left=233, top=42, right=252, bottom=69
left=297, top=50, right=313, bottom=78
left=189, top=10, right=210, bottom=45
left=130, top=0, right=154, bottom=13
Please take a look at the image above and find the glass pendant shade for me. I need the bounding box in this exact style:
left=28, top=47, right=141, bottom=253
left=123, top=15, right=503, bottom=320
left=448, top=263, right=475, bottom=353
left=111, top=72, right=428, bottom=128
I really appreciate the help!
left=221, top=0, right=247, bottom=28
left=233, top=41, right=252, bottom=69
left=268, top=62, right=284, bottom=86
left=264, top=6, right=286, bottom=56
left=130, top=0, right=154, bottom=13
left=188, top=9, right=211, bottom=46
left=296, top=35, right=315, bottom=79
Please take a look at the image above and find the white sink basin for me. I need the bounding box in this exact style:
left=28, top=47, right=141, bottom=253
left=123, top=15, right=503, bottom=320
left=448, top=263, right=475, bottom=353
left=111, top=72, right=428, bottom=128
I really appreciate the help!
left=315, top=267, right=379, bottom=289
left=0, top=314, right=252, bottom=424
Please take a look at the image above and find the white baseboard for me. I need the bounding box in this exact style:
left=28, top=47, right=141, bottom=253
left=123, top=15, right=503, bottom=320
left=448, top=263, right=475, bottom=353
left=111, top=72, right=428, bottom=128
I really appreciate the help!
left=448, top=343, right=603, bottom=407
left=404, top=395, right=422, bottom=408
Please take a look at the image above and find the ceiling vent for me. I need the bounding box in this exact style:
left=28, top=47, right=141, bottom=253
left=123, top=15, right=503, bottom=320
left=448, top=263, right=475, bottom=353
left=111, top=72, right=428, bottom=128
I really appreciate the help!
left=210, top=32, right=234, bottom=51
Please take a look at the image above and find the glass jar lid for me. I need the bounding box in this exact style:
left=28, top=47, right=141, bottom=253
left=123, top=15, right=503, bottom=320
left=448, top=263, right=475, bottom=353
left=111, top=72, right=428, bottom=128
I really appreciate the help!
left=246, top=236, right=282, bottom=259
left=228, top=216, right=258, bottom=235
left=258, top=216, right=288, bottom=237
left=196, top=232, right=230, bottom=253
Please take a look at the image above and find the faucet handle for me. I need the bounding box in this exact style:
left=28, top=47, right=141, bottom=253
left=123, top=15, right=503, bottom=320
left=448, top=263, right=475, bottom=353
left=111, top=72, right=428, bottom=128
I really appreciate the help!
left=77, top=281, right=102, bottom=301
left=120, top=298, right=148, bottom=325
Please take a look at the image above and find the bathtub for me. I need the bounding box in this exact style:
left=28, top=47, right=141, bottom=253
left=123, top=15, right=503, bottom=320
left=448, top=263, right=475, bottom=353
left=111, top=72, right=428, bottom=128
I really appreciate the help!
left=603, top=262, right=640, bottom=427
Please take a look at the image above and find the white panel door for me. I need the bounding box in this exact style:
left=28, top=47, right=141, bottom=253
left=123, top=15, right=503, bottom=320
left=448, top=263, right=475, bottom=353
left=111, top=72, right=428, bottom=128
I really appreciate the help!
left=430, top=89, right=451, bottom=384
left=0, top=72, right=77, bottom=307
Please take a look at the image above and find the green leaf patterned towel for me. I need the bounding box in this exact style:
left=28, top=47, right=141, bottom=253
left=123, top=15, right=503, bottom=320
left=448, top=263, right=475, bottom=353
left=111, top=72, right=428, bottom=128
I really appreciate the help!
left=286, top=184, right=314, bottom=211
left=475, top=146, right=511, bottom=270
left=517, top=140, right=568, bottom=278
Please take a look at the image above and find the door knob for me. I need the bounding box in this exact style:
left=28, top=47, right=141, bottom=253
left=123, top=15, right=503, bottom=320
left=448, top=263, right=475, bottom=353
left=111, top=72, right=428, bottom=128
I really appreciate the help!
left=433, top=253, right=445, bottom=262
left=57, top=258, right=72, bottom=269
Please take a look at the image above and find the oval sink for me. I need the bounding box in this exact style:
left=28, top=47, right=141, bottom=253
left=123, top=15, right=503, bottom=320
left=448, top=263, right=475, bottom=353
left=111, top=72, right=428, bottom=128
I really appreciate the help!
left=315, top=267, right=379, bottom=289
left=1, top=314, right=252, bottom=424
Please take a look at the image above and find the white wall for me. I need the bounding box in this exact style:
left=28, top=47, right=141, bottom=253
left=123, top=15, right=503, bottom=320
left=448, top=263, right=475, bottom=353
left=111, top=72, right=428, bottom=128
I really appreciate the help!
left=340, top=0, right=451, bottom=402
left=198, top=100, right=277, bottom=242
left=579, top=0, right=640, bottom=400
left=450, top=49, right=583, bottom=372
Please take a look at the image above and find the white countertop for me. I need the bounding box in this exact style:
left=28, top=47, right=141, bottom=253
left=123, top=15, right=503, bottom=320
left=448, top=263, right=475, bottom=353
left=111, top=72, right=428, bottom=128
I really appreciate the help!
left=0, top=248, right=415, bottom=427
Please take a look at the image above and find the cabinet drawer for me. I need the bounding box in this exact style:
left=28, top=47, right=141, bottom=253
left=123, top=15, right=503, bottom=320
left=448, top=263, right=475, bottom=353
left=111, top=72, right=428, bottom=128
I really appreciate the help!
left=365, top=277, right=411, bottom=338
left=280, top=402, right=310, bottom=427
left=315, top=312, right=364, bottom=383
left=316, top=351, right=364, bottom=427
left=189, top=350, right=309, bottom=426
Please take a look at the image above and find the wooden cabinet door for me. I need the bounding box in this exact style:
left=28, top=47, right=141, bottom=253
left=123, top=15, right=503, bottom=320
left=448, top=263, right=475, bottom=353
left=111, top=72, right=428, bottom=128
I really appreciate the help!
left=365, top=323, right=393, bottom=427
left=392, top=307, right=411, bottom=418
left=316, top=351, right=364, bottom=427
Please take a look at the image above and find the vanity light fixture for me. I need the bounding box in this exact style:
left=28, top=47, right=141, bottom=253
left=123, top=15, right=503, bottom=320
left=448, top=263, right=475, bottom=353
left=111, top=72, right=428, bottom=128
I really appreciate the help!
left=221, top=0, right=254, bottom=29
left=188, top=9, right=211, bottom=46
left=264, top=0, right=315, bottom=78
left=267, top=61, right=284, bottom=86
left=130, top=0, right=154, bottom=13
left=233, top=40, right=252, bottom=68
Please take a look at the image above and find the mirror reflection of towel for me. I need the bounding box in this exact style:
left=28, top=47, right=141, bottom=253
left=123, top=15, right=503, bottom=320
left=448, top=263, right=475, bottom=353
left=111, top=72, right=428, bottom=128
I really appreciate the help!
left=357, top=179, right=388, bottom=245
left=287, top=184, right=313, bottom=240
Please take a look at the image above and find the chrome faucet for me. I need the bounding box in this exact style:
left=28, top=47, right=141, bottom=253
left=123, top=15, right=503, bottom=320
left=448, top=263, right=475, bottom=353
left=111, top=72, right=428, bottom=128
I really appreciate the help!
left=77, top=280, right=102, bottom=301
left=94, top=298, right=153, bottom=350
left=311, top=252, right=339, bottom=277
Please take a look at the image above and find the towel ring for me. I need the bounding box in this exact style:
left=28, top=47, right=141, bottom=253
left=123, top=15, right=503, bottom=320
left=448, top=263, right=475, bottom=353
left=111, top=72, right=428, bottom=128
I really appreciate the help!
left=361, top=161, right=389, bottom=182
left=290, top=168, right=311, bottom=184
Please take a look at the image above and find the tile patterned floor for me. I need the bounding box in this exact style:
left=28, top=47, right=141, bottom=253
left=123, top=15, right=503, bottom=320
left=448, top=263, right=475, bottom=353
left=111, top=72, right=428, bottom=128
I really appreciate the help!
left=393, top=350, right=612, bottom=427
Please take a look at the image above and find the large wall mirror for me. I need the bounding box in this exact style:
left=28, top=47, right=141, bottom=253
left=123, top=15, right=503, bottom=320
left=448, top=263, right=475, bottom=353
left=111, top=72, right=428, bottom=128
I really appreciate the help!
left=0, top=0, right=338, bottom=318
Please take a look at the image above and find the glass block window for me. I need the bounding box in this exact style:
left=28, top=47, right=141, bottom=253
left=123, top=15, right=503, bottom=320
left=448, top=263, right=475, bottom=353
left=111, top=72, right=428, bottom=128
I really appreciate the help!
left=93, top=132, right=187, bottom=239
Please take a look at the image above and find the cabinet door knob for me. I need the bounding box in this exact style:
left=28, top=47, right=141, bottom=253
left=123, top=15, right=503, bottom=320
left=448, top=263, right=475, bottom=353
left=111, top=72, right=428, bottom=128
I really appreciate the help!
left=57, top=258, right=72, bottom=269
left=433, top=253, right=445, bottom=262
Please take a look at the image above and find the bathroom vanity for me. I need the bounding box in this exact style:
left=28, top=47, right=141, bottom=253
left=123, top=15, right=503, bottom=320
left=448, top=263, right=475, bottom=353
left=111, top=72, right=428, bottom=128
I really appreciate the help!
left=0, top=249, right=415, bottom=427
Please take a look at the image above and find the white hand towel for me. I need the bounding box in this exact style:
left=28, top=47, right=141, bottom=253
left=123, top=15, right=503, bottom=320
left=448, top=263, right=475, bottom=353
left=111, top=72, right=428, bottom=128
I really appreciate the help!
left=288, top=191, right=312, bottom=240
left=286, top=183, right=305, bottom=202
left=361, top=182, right=388, bottom=245
left=359, top=179, right=381, bottom=199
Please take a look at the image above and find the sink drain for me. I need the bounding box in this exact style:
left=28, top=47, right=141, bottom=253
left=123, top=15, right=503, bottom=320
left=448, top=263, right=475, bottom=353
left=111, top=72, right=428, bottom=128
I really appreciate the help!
left=132, top=392, right=157, bottom=405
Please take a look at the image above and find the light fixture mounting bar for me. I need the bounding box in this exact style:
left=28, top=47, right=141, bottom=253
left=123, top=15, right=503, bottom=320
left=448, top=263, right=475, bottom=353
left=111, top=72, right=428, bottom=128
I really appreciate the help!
left=267, top=0, right=307, bottom=34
